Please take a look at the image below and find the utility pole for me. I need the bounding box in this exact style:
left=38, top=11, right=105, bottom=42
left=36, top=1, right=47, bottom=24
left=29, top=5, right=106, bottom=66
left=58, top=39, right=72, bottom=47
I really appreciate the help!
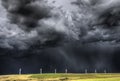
left=19, top=68, right=22, bottom=75
left=85, top=69, right=87, bottom=74
left=40, top=68, right=42, bottom=74
left=95, top=69, right=97, bottom=74
left=104, top=70, right=107, bottom=74
left=55, top=69, right=57, bottom=74
left=65, top=69, right=68, bottom=74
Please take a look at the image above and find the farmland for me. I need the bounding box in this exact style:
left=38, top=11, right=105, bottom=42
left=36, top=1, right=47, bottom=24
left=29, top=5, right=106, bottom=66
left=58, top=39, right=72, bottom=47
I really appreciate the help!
left=0, top=73, right=120, bottom=81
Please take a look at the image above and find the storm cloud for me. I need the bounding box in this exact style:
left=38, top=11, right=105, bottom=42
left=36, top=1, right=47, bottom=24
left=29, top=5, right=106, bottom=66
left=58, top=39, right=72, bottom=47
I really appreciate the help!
left=0, top=0, right=120, bottom=74
left=0, top=0, right=80, bottom=51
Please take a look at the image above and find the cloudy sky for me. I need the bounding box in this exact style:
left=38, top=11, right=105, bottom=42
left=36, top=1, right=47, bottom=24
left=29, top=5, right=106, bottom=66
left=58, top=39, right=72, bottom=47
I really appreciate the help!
left=0, top=0, right=120, bottom=74
left=48, top=0, right=78, bottom=11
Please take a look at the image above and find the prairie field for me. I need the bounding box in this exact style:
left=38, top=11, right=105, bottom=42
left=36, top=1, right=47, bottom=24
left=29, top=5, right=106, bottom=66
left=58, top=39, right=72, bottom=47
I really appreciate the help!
left=0, top=73, right=120, bottom=81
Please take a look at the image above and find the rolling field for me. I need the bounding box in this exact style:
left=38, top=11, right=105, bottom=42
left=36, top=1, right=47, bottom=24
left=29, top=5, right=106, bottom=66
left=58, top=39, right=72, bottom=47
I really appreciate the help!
left=0, top=73, right=120, bottom=81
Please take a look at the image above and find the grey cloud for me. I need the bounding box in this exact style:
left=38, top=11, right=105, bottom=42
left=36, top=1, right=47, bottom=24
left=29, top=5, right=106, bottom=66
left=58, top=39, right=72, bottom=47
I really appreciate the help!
left=0, top=0, right=120, bottom=73
left=1, top=0, right=120, bottom=56
left=1, top=0, right=51, bottom=29
left=71, top=0, right=120, bottom=45
left=0, top=0, right=80, bottom=51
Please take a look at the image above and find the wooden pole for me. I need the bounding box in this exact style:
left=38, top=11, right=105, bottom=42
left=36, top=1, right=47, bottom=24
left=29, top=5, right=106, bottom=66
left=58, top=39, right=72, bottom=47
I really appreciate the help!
left=85, top=69, right=87, bottom=74
left=55, top=69, right=57, bottom=74
left=19, top=68, right=22, bottom=75
left=65, top=69, right=68, bottom=74
left=40, top=68, right=42, bottom=74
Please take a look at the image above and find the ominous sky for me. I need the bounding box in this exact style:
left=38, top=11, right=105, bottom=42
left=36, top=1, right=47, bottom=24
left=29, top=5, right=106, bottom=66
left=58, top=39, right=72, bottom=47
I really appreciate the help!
left=0, top=0, right=120, bottom=74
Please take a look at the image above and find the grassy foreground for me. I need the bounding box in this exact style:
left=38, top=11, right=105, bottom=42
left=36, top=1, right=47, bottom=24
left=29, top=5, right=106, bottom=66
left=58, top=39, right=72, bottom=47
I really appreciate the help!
left=0, top=73, right=120, bottom=81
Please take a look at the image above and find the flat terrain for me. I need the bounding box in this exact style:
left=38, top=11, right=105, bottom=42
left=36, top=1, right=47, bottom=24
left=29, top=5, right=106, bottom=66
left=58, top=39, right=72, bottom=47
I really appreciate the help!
left=0, top=73, right=120, bottom=81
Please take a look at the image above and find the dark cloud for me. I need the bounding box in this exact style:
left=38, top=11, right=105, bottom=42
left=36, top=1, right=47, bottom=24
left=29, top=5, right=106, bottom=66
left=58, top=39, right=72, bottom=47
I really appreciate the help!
left=0, top=0, right=120, bottom=74
left=1, top=0, right=51, bottom=29
left=0, top=0, right=78, bottom=51
left=71, top=0, right=120, bottom=43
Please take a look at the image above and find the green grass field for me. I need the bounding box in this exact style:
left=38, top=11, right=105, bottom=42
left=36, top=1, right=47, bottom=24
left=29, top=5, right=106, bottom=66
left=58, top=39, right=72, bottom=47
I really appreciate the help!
left=0, top=73, right=120, bottom=81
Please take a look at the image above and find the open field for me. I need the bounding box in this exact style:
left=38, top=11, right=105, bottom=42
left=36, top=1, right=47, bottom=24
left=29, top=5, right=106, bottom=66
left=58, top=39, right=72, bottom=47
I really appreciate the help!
left=0, top=73, right=120, bottom=81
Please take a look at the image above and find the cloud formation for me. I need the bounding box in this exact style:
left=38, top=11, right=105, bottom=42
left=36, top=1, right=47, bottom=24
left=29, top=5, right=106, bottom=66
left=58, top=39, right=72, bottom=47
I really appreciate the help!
left=0, top=0, right=120, bottom=73
left=0, top=0, right=80, bottom=51
left=72, top=0, right=120, bottom=44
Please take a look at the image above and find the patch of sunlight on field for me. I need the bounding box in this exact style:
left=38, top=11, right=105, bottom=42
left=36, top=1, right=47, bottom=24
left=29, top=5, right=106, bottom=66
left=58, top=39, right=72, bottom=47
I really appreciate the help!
left=0, top=74, right=120, bottom=81
left=30, top=73, right=120, bottom=81
left=71, top=77, right=120, bottom=81
left=0, top=75, right=36, bottom=81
